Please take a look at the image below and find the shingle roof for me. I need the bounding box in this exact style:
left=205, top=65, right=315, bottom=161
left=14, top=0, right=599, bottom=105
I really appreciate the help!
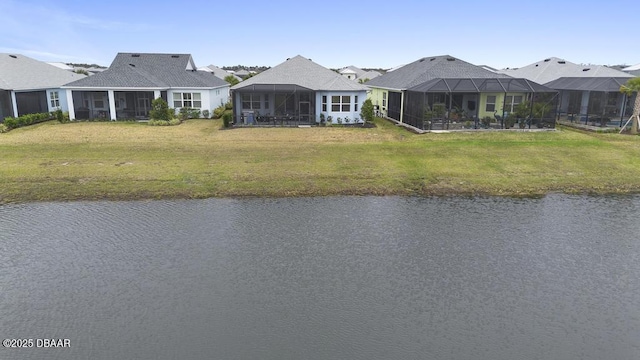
left=63, top=53, right=228, bottom=89
left=0, top=53, right=86, bottom=91
left=201, top=64, right=241, bottom=81
left=366, top=55, right=510, bottom=90
left=544, top=77, right=632, bottom=92
left=500, top=57, right=633, bottom=85
left=231, top=55, right=368, bottom=92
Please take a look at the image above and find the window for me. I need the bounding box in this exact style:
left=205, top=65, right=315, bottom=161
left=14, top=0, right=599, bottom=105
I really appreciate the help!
left=94, top=99, right=104, bottom=108
left=322, top=96, right=327, bottom=112
left=331, top=95, right=351, bottom=112
left=264, top=94, right=269, bottom=110
left=504, top=95, right=523, bottom=113
left=241, top=94, right=260, bottom=110
left=354, top=95, right=358, bottom=112
left=49, top=91, right=60, bottom=108
left=173, top=92, right=202, bottom=108
left=382, top=92, right=387, bottom=107
left=485, top=95, right=496, bottom=112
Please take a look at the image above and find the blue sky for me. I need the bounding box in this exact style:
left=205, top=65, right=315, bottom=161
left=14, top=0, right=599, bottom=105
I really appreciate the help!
left=1, top=0, right=638, bottom=70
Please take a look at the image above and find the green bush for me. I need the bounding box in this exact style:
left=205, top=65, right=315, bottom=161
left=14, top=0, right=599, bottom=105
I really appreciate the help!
left=149, top=98, right=173, bottom=121
left=188, top=108, right=201, bottom=119
left=212, top=104, right=226, bottom=119
left=222, top=111, right=232, bottom=128
left=178, top=107, right=200, bottom=120
left=2, top=112, right=52, bottom=129
left=0, top=123, right=8, bottom=133
left=148, top=118, right=181, bottom=126
left=54, top=109, right=69, bottom=123
left=360, top=98, right=374, bottom=123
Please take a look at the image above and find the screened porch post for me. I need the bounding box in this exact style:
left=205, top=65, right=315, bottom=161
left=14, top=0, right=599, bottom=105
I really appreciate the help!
left=620, top=93, right=627, bottom=127
left=475, top=92, right=480, bottom=128
left=501, top=92, right=507, bottom=128
left=602, top=92, right=608, bottom=123
left=399, top=91, right=405, bottom=123
left=107, top=90, right=116, bottom=121
left=528, top=93, right=534, bottom=129
left=66, top=89, right=75, bottom=121
left=556, top=91, right=563, bottom=121
left=10, top=91, right=18, bottom=117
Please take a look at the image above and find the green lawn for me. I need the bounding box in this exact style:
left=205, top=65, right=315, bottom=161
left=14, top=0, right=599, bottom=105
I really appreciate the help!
left=1, top=118, right=640, bottom=204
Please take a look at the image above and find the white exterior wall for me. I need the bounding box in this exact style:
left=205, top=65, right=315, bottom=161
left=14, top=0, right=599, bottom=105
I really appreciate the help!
left=170, top=86, right=229, bottom=117
left=315, top=90, right=367, bottom=123
left=45, top=88, right=70, bottom=112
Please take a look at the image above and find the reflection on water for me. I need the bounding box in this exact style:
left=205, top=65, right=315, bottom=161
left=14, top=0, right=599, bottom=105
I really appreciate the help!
left=0, top=195, right=639, bottom=360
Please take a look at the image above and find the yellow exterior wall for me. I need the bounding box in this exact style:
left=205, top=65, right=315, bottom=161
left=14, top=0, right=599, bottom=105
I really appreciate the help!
left=367, top=87, right=389, bottom=115
left=478, top=92, right=528, bottom=120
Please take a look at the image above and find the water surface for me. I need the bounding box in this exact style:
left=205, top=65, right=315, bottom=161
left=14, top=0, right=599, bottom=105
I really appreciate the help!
left=0, top=195, right=639, bottom=359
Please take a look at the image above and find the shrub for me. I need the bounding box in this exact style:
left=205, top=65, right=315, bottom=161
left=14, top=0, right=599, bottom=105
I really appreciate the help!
left=224, top=101, right=232, bottom=110
left=149, top=98, right=173, bottom=121
left=360, top=98, right=374, bottom=123
left=2, top=112, right=52, bottom=129
left=202, top=109, right=210, bottom=119
left=0, top=123, right=7, bottom=133
left=148, top=118, right=181, bottom=126
left=54, top=109, right=69, bottom=123
left=188, top=108, right=201, bottom=119
left=222, top=111, right=232, bottom=128
left=212, top=104, right=226, bottom=119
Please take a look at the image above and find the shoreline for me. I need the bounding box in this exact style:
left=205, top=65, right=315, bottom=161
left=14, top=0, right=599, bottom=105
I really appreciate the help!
left=2, top=119, right=640, bottom=205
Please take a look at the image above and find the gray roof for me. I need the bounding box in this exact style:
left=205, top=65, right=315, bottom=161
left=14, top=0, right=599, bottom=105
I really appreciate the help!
left=202, top=65, right=241, bottom=81
left=339, top=66, right=381, bottom=81
left=544, top=77, right=632, bottom=92
left=231, top=55, right=368, bottom=92
left=0, top=53, right=86, bottom=91
left=361, top=70, right=382, bottom=80
left=366, top=55, right=510, bottom=90
left=500, top=57, right=633, bottom=85
left=64, top=53, right=228, bottom=89
left=408, top=78, right=555, bottom=93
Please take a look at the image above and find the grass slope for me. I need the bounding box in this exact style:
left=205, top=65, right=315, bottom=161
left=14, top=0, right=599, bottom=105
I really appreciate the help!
left=1, top=118, right=640, bottom=203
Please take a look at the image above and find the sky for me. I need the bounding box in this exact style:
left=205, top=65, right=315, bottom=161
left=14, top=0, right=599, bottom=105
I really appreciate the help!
left=1, top=0, right=638, bottom=70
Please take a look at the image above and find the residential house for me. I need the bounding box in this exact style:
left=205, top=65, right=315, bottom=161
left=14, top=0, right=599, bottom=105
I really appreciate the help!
left=339, top=65, right=381, bottom=82
left=198, top=64, right=241, bottom=82
left=234, top=69, right=251, bottom=79
left=622, top=63, right=640, bottom=77
left=365, top=55, right=556, bottom=130
left=501, top=57, right=635, bottom=125
left=0, top=53, right=86, bottom=121
left=230, top=55, right=368, bottom=125
left=62, top=53, right=229, bottom=120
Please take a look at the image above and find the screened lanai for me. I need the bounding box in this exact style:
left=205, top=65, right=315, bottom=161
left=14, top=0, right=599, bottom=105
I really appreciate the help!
left=402, top=78, right=558, bottom=130
left=545, top=77, right=636, bottom=127
left=231, top=84, right=316, bottom=126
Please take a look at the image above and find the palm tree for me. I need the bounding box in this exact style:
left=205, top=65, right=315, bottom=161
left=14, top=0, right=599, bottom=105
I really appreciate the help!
left=620, top=77, right=640, bottom=135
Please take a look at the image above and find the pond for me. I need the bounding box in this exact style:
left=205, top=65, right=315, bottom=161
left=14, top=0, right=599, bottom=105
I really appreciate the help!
left=0, top=195, right=639, bottom=359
